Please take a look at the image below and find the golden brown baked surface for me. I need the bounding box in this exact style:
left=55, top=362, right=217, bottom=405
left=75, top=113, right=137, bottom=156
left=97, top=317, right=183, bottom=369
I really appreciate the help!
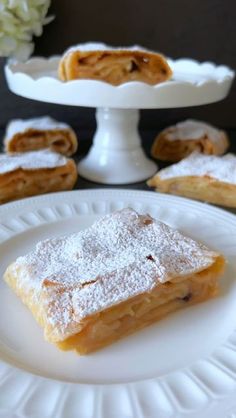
left=4, top=208, right=225, bottom=354
left=58, top=43, right=172, bottom=85
left=151, top=120, right=229, bottom=162
left=4, top=117, right=78, bottom=157
left=148, top=152, right=236, bottom=208
left=0, top=149, right=77, bottom=204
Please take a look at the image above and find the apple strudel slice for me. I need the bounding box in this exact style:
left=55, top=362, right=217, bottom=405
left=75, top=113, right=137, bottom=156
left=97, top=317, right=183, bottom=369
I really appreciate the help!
left=4, top=208, right=225, bottom=354
left=4, top=116, right=78, bottom=156
left=58, top=42, right=172, bottom=85
left=148, top=152, right=236, bottom=208
left=0, top=149, right=77, bottom=204
left=151, top=120, right=229, bottom=162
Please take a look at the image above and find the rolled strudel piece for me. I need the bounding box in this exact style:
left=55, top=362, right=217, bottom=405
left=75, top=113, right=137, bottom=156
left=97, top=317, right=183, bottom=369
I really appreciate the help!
left=4, top=117, right=78, bottom=156
left=151, top=120, right=229, bottom=162
left=148, top=152, right=236, bottom=208
left=0, top=149, right=77, bottom=204
left=58, top=42, right=172, bottom=85
left=4, top=208, right=225, bottom=354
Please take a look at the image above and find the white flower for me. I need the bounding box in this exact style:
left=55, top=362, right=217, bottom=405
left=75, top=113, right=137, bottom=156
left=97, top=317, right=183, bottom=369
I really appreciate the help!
left=0, top=0, right=54, bottom=61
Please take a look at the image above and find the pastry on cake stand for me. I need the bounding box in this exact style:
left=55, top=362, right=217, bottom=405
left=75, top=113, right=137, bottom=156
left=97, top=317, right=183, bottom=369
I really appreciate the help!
left=5, top=57, right=234, bottom=184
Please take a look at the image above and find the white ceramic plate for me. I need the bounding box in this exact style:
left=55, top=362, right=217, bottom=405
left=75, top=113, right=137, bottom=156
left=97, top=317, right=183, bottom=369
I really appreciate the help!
left=0, top=189, right=236, bottom=418
left=5, top=57, right=234, bottom=108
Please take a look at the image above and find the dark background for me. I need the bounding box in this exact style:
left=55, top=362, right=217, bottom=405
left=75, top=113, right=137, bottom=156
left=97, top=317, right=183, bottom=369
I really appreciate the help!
left=0, top=0, right=235, bottom=146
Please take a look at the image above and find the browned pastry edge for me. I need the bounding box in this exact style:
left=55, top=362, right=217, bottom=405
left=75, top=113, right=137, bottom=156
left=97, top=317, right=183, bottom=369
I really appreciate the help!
left=5, top=128, right=78, bottom=157
left=147, top=174, right=236, bottom=208
left=58, top=49, right=172, bottom=85
left=0, top=159, right=78, bottom=204
left=4, top=254, right=225, bottom=354
left=151, top=128, right=229, bottom=162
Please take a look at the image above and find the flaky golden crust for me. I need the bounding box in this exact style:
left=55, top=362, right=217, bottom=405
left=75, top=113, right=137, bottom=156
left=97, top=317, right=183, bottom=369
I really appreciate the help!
left=151, top=127, right=229, bottom=162
left=58, top=49, right=172, bottom=85
left=0, top=159, right=77, bottom=204
left=60, top=257, right=224, bottom=354
left=5, top=128, right=78, bottom=157
left=148, top=174, right=236, bottom=208
left=4, top=255, right=225, bottom=354
left=3, top=208, right=225, bottom=355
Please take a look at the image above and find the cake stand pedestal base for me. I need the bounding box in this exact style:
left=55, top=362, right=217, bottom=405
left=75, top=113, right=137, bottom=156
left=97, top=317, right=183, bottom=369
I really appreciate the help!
left=78, top=108, right=157, bottom=184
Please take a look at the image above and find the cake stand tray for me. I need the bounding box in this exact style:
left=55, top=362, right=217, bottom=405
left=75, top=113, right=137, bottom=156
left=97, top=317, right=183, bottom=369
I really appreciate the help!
left=5, top=57, right=234, bottom=184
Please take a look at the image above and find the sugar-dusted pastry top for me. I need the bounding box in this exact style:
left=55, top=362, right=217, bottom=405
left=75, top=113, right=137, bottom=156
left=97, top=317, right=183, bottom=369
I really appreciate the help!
left=62, top=42, right=150, bottom=57
left=4, top=116, right=71, bottom=144
left=157, top=152, right=236, bottom=184
left=12, top=208, right=218, bottom=338
left=0, top=149, right=68, bottom=175
left=165, top=119, right=224, bottom=142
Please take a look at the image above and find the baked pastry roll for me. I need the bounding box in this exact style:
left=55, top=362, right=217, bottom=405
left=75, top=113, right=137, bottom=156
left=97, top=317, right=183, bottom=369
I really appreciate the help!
left=151, top=119, right=229, bottom=162
left=58, top=42, right=172, bottom=85
left=0, top=149, right=77, bottom=204
left=148, top=152, right=236, bottom=208
left=4, top=208, right=225, bottom=354
left=4, top=116, right=78, bottom=156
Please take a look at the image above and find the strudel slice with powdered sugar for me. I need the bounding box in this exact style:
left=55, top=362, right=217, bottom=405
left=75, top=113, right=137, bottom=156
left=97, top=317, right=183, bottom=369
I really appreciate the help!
left=58, top=42, right=172, bottom=85
left=4, top=208, right=225, bottom=354
left=0, top=149, right=77, bottom=204
left=148, top=152, right=236, bottom=208
left=4, top=117, right=78, bottom=157
left=151, top=120, right=229, bottom=162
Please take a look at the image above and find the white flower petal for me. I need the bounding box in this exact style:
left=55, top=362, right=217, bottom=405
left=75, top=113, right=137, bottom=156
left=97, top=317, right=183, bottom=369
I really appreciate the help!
left=0, top=35, right=17, bottom=56
left=14, top=41, right=34, bottom=60
left=0, top=0, right=53, bottom=60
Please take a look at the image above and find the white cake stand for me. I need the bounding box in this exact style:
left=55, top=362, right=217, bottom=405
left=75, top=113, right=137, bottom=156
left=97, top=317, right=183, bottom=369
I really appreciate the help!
left=5, top=57, right=234, bottom=184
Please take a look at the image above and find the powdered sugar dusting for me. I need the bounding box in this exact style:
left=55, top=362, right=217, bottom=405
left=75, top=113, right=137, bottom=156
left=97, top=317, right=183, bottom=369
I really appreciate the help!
left=12, top=208, right=218, bottom=341
left=4, top=116, right=71, bottom=144
left=0, top=149, right=68, bottom=174
left=158, top=152, right=236, bottom=184
left=166, top=119, right=224, bottom=143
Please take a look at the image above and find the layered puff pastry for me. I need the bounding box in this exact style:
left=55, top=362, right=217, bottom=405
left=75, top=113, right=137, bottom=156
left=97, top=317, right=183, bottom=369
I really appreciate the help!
left=0, top=149, right=77, bottom=204
left=148, top=152, right=236, bottom=208
left=151, top=119, right=229, bottom=162
left=4, top=208, right=225, bottom=355
left=4, top=117, right=78, bottom=157
left=58, top=42, right=172, bottom=86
